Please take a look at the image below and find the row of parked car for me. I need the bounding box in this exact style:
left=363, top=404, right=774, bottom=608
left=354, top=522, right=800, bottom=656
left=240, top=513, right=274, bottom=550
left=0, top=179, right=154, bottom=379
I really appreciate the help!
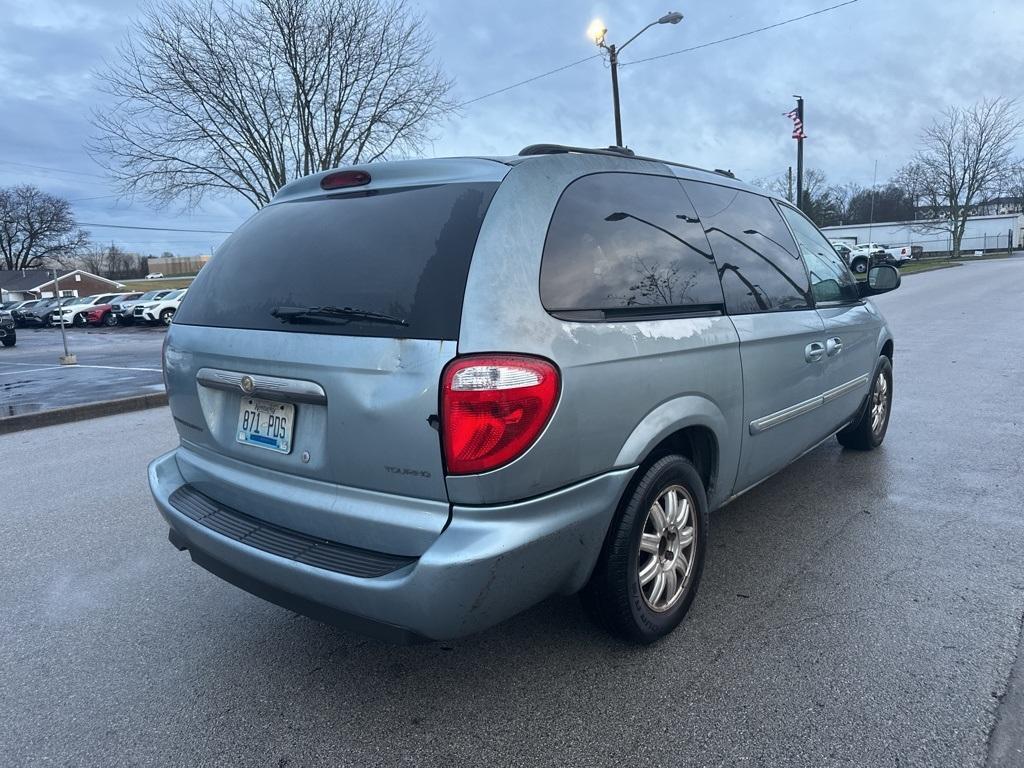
left=0, top=288, right=188, bottom=332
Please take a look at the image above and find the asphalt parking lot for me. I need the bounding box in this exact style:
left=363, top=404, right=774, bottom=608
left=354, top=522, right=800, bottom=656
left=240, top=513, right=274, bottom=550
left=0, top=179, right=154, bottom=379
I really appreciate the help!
left=0, top=324, right=164, bottom=416
left=1, top=259, right=1022, bottom=767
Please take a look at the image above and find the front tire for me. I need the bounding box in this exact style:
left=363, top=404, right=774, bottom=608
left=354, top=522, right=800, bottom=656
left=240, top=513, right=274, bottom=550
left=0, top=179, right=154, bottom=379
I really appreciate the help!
left=102, top=312, right=117, bottom=327
left=72, top=313, right=87, bottom=327
left=582, top=455, right=708, bottom=643
left=838, top=356, right=893, bottom=450
left=159, top=308, right=175, bottom=326
left=1, top=334, right=15, bottom=347
left=852, top=258, right=868, bottom=274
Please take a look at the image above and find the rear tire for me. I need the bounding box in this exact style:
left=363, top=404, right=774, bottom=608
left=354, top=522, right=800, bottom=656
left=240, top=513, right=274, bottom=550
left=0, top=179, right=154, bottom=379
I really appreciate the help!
left=581, top=455, right=708, bottom=643
left=838, top=356, right=893, bottom=450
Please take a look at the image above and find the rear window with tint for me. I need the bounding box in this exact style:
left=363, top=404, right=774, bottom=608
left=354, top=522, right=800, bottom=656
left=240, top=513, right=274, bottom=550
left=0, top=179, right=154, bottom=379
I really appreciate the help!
left=175, top=183, right=498, bottom=339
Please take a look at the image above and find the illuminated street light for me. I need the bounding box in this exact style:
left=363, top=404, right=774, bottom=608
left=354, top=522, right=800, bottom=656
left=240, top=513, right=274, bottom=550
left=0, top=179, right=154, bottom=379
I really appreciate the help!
left=589, top=11, right=684, bottom=147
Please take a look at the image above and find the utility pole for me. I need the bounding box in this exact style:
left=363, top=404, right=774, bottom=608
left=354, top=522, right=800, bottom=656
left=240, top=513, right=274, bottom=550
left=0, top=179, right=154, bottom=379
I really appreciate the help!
left=868, top=158, right=878, bottom=242
left=794, top=96, right=805, bottom=211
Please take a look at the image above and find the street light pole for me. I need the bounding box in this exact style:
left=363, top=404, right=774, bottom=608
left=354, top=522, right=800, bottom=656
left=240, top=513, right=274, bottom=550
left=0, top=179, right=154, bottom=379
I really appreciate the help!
left=589, top=12, right=683, bottom=148
left=606, top=46, right=622, bottom=147
left=608, top=45, right=622, bottom=146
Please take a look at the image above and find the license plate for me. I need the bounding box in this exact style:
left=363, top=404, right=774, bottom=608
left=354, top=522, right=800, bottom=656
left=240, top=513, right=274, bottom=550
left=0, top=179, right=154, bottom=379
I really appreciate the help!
left=236, top=397, right=294, bottom=453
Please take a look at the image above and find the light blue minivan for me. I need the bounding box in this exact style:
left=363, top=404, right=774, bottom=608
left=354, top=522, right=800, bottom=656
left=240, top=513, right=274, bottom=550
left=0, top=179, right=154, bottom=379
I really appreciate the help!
left=149, top=144, right=899, bottom=643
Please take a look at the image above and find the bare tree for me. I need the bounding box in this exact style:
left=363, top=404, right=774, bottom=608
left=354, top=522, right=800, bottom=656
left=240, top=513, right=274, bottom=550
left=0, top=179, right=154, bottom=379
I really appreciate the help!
left=90, top=0, right=456, bottom=208
left=750, top=172, right=791, bottom=201
left=0, top=185, right=90, bottom=271
left=1004, top=161, right=1024, bottom=211
left=78, top=245, right=108, bottom=275
left=750, top=169, right=844, bottom=226
left=78, top=243, right=150, bottom=278
left=910, top=97, right=1023, bottom=257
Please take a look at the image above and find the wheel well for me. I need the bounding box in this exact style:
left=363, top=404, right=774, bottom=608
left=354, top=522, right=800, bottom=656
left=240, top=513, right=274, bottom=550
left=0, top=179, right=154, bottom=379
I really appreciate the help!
left=881, top=339, right=893, bottom=362
left=639, top=426, right=718, bottom=497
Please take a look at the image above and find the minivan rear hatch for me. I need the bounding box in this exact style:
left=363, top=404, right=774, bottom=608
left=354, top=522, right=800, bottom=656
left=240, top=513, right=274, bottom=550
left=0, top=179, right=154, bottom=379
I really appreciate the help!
left=165, top=159, right=506, bottom=546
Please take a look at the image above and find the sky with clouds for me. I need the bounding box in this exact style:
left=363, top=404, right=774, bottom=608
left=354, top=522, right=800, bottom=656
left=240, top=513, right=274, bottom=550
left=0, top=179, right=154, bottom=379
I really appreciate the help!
left=1, top=0, right=1021, bottom=254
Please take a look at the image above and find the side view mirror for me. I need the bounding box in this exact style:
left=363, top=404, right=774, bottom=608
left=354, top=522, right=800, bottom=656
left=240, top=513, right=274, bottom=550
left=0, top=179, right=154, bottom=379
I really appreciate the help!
left=860, top=264, right=900, bottom=297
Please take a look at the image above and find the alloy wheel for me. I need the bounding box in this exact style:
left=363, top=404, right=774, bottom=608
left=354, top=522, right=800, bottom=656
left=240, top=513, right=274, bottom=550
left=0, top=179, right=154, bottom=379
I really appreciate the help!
left=871, top=371, right=889, bottom=436
left=637, top=484, right=698, bottom=612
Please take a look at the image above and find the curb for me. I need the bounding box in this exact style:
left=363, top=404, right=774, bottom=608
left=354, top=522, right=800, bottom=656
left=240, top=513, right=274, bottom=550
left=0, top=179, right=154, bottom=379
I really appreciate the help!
left=0, top=392, right=168, bottom=435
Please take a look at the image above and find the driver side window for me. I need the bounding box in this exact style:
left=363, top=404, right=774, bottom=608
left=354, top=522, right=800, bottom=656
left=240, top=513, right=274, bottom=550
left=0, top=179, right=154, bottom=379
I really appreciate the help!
left=778, top=204, right=860, bottom=304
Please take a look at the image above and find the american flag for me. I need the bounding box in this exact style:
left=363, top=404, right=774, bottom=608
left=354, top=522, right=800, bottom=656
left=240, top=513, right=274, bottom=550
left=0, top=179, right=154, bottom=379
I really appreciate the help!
left=784, top=108, right=806, bottom=140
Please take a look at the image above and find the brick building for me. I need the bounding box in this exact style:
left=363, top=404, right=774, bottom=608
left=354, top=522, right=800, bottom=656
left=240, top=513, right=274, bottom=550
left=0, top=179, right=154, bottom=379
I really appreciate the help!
left=0, top=269, right=125, bottom=302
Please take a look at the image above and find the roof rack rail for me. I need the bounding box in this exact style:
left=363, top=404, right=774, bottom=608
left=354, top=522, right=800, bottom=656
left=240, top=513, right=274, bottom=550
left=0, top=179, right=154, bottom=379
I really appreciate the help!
left=516, top=143, right=740, bottom=181
left=518, top=144, right=636, bottom=158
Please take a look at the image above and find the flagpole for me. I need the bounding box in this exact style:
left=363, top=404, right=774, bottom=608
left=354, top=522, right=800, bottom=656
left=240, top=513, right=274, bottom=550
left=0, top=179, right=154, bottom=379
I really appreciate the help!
left=794, top=95, right=804, bottom=212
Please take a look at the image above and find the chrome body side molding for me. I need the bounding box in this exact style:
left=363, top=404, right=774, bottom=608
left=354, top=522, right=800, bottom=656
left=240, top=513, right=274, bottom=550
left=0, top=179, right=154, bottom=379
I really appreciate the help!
left=196, top=367, right=328, bottom=405
left=749, top=374, right=869, bottom=435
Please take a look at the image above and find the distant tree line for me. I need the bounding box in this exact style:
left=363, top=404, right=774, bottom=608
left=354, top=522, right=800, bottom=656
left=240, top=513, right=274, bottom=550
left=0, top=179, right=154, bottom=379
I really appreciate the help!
left=78, top=244, right=151, bottom=279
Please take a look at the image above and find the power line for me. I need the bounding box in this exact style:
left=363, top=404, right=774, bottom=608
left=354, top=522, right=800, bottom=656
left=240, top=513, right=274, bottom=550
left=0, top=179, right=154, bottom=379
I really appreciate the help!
left=78, top=221, right=234, bottom=234
left=621, top=1, right=861, bottom=66
left=68, top=194, right=122, bottom=203
left=456, top=1, right=861, bottom=107
left=0, top=159, right=105, bottom=178
left=458, top=54, right=601, bottom=107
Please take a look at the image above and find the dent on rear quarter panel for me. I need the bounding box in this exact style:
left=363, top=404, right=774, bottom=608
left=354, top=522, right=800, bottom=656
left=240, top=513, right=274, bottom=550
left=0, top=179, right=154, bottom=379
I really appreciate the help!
left=450, top=155, right=745, bottom=507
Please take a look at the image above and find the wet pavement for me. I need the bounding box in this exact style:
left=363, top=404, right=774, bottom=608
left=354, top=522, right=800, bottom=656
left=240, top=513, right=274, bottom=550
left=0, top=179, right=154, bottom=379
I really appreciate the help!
left=0, top=325, right=164, bottom=416
left=0, top=259, right=1022, bottom=767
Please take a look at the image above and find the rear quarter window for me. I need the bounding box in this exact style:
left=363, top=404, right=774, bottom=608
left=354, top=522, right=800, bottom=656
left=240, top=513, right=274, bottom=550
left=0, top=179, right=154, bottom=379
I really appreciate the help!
left=540, top=172, right=723, bottom=318
left=175, top=182, right=498, bottom=339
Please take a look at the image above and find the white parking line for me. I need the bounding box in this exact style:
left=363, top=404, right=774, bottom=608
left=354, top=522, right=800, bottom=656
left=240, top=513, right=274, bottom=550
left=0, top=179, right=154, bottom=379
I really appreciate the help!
left=0, top=366, right=62, bottom=376
left=75, top=364, right=163, bottom=373
left=0, top=363, right=162, bottom=374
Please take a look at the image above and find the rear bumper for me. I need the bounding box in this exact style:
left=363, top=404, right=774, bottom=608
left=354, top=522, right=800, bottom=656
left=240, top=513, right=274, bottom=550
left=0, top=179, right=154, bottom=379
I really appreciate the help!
left=149, top=450, right=634, bottom=642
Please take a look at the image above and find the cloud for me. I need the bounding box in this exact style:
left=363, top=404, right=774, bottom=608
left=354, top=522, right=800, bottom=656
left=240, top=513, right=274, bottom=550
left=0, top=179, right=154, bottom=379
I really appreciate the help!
left=1, top=0, right=1022, bottom=253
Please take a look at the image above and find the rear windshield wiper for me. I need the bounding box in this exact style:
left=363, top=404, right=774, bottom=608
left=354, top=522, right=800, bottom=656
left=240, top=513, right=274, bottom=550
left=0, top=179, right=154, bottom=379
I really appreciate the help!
left=271, top=305, right=408, bottom=327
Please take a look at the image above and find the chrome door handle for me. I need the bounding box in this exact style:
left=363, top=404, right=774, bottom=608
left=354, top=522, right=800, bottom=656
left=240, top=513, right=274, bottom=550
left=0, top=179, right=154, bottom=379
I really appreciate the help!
left=826, top=337, right=843, bottom=357
left=805, top=341, right=825, bottom=363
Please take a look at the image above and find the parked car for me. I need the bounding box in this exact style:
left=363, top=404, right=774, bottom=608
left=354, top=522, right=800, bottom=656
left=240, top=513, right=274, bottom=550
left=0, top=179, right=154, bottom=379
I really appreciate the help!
left=146, top=272, right=165, bottom=279
left=149, top=145, right=900, bottom=644
left=85, top=293, right=142, bottom=327
left=22, top=297, right=71, bottom=327
left=51, top=293, right=123, bottom=327
left=8, top=299, right=41, bottom=326
left=112, top=290, right=173, bottom=325
left=131, top=288, right=187, bottom=326
left=0, top=307, right=15, bottom=347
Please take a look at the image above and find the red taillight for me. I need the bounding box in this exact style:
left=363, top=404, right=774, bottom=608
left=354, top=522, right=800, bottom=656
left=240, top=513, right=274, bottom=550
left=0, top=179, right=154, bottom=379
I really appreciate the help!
left=441, top=355, right=560, bottom=475
left=320, top=170, right=371, bottom=190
